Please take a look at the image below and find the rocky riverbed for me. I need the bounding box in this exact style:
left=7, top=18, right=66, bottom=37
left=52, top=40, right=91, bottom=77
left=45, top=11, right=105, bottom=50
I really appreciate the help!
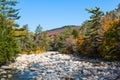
left=0, top=51, right=120, bottom=80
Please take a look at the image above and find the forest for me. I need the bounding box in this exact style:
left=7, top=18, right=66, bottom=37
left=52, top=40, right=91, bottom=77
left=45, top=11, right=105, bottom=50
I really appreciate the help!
left=0, top=0, right=120, bottom=65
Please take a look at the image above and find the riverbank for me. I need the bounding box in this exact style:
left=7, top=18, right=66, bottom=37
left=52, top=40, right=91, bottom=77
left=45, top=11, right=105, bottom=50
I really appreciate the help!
left=0, top=51, right=120, bottom=80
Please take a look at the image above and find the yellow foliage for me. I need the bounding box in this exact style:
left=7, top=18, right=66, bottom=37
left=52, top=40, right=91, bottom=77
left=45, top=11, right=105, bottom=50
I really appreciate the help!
left=21, top=47, right=46, bottom=54
left=63, top=49, right=70, bottom=54
left=8, top=20, right=14, bottom=24
left=15, top=30, right=27, bottom=37
left=21, top=51, right=28, bottom=54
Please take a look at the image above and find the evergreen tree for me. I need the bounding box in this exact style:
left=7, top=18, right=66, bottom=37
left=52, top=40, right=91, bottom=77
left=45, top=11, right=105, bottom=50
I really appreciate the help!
left=52, top=27, right=75, bottom=53
left=37, top=31, right=51, bottom=51
left=52, top=35, right=60, bottom=51
left=117, top=3, right=120, bottom=9
left=72, top=29, right=79, bottom=39
left=116, top=3, right=120, bottom=20
left=85, top=7, right=103, bottom=27
left=20, top=25, right=37, bottom=53
left=63, top=27, right=73, bottom=38
left=84, top=7, right=104, bottom=57
left=35, top=24, right=42, bottom=35
left=0, top=0, right=20, bottom=64
left=0, top=0, right=20, bottom=20
left=24, top=32, right=36, bottom=52
left=0, top=15, right=20, bottom=63
left=52, top=34, right=65, bottom=52
left=22, top=24, right=29, bottom=31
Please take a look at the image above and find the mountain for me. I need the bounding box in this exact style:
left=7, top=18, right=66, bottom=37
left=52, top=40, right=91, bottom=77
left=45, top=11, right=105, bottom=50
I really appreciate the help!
left=47, top=25, right=80, bottom=38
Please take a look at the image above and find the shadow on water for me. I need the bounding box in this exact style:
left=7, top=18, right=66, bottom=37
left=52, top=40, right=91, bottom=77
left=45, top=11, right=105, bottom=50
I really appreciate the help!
left=11, top=63, right=84, bottom=80
left=12, top=69, right=38, bottom=80
left=11, top=64, right=41, bottom=80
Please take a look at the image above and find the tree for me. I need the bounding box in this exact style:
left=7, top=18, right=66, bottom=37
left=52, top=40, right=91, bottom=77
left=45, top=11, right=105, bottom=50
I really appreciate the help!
left=62, top=27, right=73, bottom=39
left=116, top=3, right=120, bottom=20
left=35, top=24, right=42, bottom=35
left=102, top=20, right=120, bottom=60
left=23, top=32, right=36, bottom=52
left=51, top=35, right=60, bottom=51
left=0, top=0, right=20, bottom=20
left=51, top=34, right=65, bottom=52
left=51, top=27, right=77, bottom=54
left=80, top=20, right=93, bottom=35
left=0, top=0, right=20, bottom=64
left=117, top=3, right=120, bottom=10
left=77, top=35, right=85, bottom=54
left=19, top=25, right=37, bottom=53
left=22, top=24, right=29, bottom=31
left=37, top=31, right=51, bottom=51
left=72, top=29, right=79, bottom=39
left=85, top=7, right=104, bottom=27
left=84, top=7, right=104, bottom=57
left=0, top=15, right=20, bottom=64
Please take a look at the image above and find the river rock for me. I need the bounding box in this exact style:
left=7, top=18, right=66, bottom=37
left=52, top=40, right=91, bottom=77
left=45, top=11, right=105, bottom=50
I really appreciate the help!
left=0, top=69, right=4, bottom=72
left=5, top=51, right=120, bottom=80
left=29, top=68, right=38, bottom=71
left=1, top=71, right=7, bottom=74
left=35, top=76, right=42, bottom=80
left=46, top=70, right=55, bottom=74
left=0, top=78, right=5, bottom=80
left=81, top=77, right=88, bottom=80
left=3, top=75, right=7, bottom=78
left=1, top=66, right=12, bottom=70
left=7, top=74, right=13, bottom=78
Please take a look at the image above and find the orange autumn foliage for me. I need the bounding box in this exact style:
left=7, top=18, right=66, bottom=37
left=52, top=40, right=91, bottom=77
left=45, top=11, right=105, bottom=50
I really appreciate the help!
left=102, top=20, right=120, bottom=60
left=98, top=15, right=119, bottom=41
left=102, top=15, right=119, bottom=32
left=77, top=35, right=85, bottom=50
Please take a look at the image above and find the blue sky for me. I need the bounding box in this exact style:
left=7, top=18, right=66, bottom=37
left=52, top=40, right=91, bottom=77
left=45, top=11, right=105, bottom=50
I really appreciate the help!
left=16, top=0, right=120, bottom=32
